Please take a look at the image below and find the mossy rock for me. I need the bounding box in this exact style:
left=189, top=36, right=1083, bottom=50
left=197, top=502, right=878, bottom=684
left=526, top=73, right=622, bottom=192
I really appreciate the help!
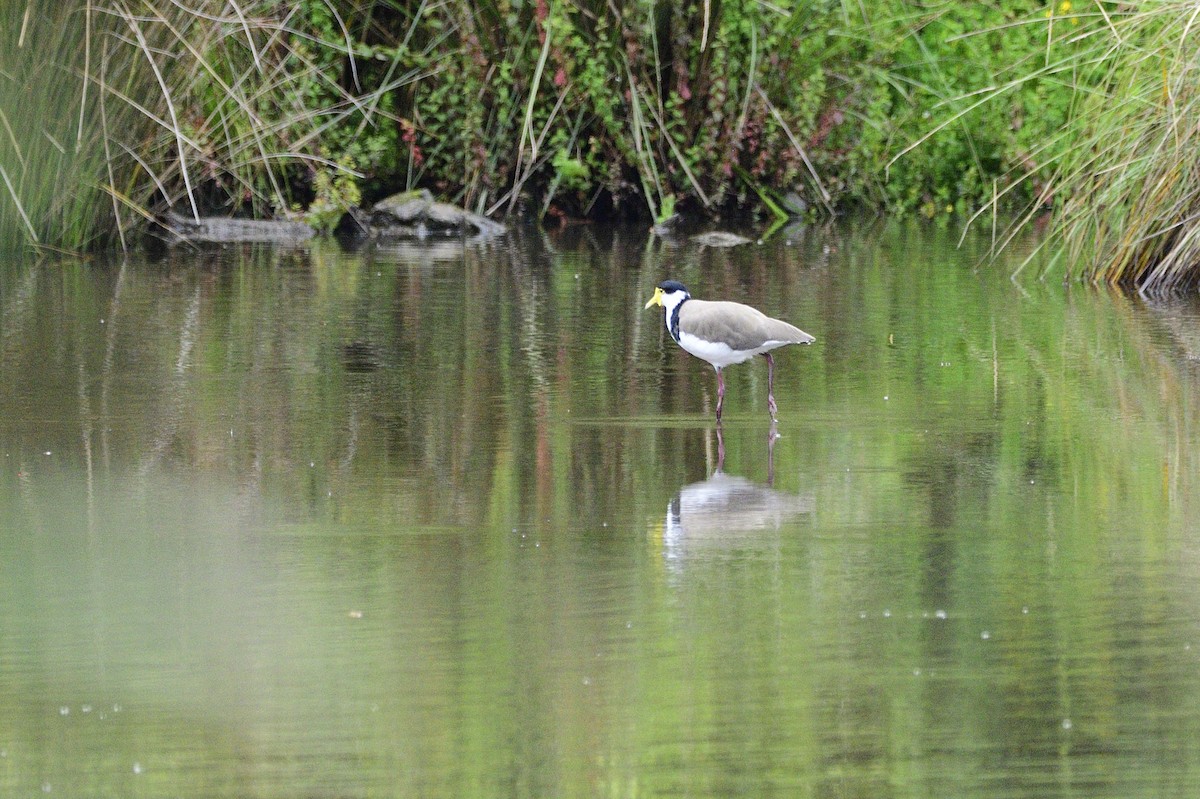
left=370, top=189, right=505, bottom=238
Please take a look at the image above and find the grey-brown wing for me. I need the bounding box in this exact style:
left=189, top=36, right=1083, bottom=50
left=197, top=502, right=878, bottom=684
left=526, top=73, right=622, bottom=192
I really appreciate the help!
left=681, top=300, right=814, bottom=349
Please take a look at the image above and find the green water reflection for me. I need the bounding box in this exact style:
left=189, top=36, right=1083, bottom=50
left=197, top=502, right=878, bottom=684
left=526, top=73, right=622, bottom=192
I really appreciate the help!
left=2, top=222, right=1200, bottom=797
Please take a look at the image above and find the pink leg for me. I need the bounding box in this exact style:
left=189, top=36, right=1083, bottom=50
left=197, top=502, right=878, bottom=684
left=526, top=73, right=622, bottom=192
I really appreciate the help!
left=765, top=352, right=778, bottom=421
left=716, top=423, right=726, bottom=472
left=767, top=421, right=778, bottom=485
left=715, top=367, right=725, bottom=422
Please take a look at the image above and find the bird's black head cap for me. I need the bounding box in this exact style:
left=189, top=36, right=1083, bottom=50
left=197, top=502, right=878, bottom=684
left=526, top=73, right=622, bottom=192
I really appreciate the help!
left=657, top=280, right=689, bottom=295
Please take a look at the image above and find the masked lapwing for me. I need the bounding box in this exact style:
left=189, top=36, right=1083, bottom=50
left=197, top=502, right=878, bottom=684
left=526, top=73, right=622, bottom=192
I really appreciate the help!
left=645, top=280, right=815, bottom=422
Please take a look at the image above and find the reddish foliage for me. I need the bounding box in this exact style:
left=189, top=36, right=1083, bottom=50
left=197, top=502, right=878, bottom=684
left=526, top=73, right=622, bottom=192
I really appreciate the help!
left=807, top=107, right=844, bottom=150
left=535, top=0, right=549, bottom=45
left=401, top=120, right=424, bottom=167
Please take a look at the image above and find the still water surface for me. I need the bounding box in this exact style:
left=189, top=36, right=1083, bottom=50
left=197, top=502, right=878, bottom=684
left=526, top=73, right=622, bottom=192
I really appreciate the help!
left=3, top=221, right=1200, bottom=797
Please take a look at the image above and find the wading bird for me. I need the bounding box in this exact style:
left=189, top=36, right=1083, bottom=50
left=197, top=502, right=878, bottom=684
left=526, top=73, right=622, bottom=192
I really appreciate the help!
left=645, top=280, right=814, bottom=422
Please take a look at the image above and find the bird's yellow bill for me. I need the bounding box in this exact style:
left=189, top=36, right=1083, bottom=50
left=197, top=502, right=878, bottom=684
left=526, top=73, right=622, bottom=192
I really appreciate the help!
left=644, top=287, right=665, bottom=309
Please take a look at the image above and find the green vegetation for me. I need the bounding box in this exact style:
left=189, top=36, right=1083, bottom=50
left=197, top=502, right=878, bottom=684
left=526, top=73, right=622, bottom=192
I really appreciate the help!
left=0, top=1, right=1090, bottom=247
left=1001, top=1, right=1200, bottom=292
left=3, top=1, right=1200, bottom=291
left=0, top=1, right=410, bottom=252
left=378, top=0, right=1096, bottom=222
left=0, top=3, right=110, bottom=252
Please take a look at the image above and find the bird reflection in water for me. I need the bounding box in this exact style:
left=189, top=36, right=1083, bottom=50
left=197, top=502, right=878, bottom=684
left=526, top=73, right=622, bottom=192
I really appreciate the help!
left=711, top=420, right=782, bottom=482
left=659, top=423, right=813, bottom=565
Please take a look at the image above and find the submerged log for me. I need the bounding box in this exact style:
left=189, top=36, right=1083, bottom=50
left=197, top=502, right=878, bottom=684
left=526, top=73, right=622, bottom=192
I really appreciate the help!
left=161, top=190, right=504, bottom=246
left=163, top=211, right=316, bottom=244
left=690, top=231, right=754, bottom=248
left=372, top=190, right=432, bottom=223
left=370, top=189, right=506, bottom=238
left=650, top=215, right=754, bottom=248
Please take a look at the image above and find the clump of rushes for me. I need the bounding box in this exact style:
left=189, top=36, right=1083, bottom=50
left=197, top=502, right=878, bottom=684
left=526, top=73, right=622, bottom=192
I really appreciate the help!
left=1034, top=1, right=1200, bottom=291
left=0, top=3, right=110, bottom=251
left=90, top=0, right=424, bottom=234
left=952, top=1, right=1200, bottom=291
left=0, top=1, right=420, bottom=251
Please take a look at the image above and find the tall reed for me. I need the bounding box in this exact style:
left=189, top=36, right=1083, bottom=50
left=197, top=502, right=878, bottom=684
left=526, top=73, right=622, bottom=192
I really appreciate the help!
left=1, top=1, right=415, bottom=252
left=1045, top=1, right=1200, bottom=291
left=953, top=2, right=1200, bottom=291
left=0, top=3, right=108, bottom=251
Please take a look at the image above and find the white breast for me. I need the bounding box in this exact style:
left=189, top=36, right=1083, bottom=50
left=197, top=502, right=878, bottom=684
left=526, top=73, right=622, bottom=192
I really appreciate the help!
left=677, top=330, right=778, bottom=367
